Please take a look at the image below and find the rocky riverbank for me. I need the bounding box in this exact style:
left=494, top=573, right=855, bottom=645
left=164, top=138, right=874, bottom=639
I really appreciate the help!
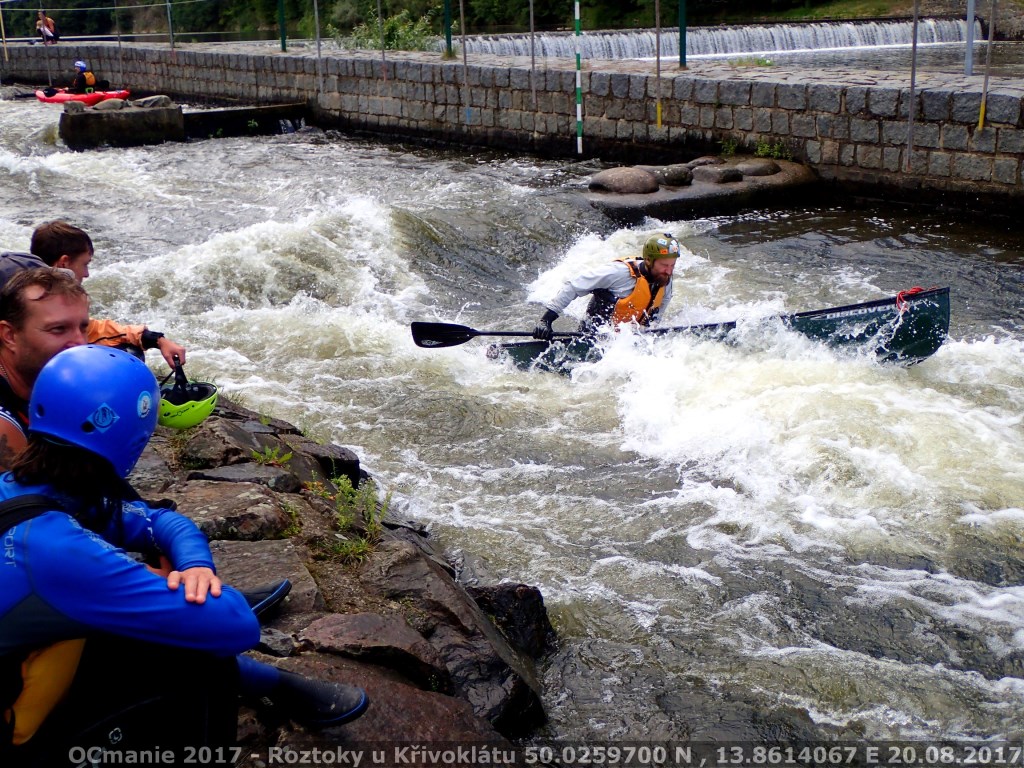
left=130, top=396, right=554, bottom=764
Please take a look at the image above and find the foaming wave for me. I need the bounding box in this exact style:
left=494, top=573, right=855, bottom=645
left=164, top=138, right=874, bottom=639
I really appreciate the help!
left=87, top=199, right=429, bottom=322
left=584, top=322, right=1024, bottom=560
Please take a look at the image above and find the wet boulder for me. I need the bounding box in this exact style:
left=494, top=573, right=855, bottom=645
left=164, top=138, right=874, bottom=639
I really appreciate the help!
left=359, top=538, right=547, bottom=736
left=691, top=164, right=744, bottom=183
left=91, top=97, right=127, bottom=111
left=736, top=159, right=781, bottom=176
left=686, top=155, right=726, bottom=168
left=175, top=479, right=297, bottom=539
left=589, top=166, right=660, bottom=194
left=300, top=612, right=454, bottom=693
left=637, top=163, right=694, bottom=187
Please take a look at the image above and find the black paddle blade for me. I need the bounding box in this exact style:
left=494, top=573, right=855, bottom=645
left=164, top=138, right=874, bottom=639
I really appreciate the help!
left=411, top=321, right=480, bottom=348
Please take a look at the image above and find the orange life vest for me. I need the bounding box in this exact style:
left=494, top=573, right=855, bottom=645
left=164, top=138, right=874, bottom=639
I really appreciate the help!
left=611, top=260, right=665, bottom=326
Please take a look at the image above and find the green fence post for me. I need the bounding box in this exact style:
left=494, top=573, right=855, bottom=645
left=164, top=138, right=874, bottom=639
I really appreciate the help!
left=575, top=0, right=582, bottom=154
left=278, top=0, right=287, bottom=51
left=443, top=0, right=452, bottom=57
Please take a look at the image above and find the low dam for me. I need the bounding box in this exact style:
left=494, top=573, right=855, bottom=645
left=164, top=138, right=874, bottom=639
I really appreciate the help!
left=3, top=40, right=1023, bottom=207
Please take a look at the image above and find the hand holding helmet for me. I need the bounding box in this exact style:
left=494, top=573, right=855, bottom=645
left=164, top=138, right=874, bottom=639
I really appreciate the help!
left=158, top=355, right=219, bottom=430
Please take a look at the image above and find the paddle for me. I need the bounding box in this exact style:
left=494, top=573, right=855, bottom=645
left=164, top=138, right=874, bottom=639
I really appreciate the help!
left=411, top=321, right=584, bottom=348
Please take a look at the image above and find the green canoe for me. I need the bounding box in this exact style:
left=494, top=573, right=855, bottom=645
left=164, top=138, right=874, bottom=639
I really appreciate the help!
left=486, top=287, right=951, bottom=373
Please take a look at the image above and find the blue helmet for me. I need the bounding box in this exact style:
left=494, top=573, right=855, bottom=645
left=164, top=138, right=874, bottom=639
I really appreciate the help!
left=29, top=345, right=159, bottom=477
left=74, top=60, right=87, bottom=72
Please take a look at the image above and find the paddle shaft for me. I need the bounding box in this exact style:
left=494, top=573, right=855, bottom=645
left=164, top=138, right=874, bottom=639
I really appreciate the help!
left=410, top=320, right=584, bottom=348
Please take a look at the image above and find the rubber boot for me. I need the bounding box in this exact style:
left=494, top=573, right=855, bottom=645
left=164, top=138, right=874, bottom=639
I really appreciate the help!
left=240, top=578, right=292, bottom=622
left=271, top=670, right=369, bottom=728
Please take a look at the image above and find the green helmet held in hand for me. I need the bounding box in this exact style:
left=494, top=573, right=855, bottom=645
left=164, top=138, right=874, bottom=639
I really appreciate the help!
left=642, top=233, right=680, bottom=267
left=158, top=356, right=218, bottom=429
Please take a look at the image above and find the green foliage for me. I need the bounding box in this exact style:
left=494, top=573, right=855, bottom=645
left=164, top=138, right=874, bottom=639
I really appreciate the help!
left=309, top=476, right=391, bottom=566
left=280, top=501, right=302, bottom=537
left=56, top=0, right=924, bottom=44
left=774, top=0, right=895, bottom=21
left=755, top=138, right=793, bottom=160
left=728, top=56, right=774, bottom=67
left=720, top=138, right=738, bottom=156
left=251, top=445, right=293, bottom=466
left=332, top=8, right=440, bottom=50
left=333, top=475, right=388, bottom=540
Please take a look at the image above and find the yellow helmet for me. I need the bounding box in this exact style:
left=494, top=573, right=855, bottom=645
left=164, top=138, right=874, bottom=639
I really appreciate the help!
left=158, top=359, right=218, bottom=430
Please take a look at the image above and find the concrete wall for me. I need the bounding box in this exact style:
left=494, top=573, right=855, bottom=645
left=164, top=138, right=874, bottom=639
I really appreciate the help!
left=5, top=42, right=1023, bottom=201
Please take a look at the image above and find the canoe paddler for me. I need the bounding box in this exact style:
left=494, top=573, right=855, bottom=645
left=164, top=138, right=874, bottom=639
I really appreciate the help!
left=533, top=232, right=680, bottom=340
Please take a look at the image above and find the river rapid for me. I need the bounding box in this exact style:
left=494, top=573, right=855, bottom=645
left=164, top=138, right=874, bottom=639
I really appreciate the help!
left=2, top=97, right=1023, bottom=746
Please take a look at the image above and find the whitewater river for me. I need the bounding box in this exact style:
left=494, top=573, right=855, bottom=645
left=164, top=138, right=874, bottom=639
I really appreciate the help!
left=2, top=96, right=1023, bottom=746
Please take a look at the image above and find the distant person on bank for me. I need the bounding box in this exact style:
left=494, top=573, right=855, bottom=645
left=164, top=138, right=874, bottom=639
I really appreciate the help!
left=34, top=12, right=56, bottom=45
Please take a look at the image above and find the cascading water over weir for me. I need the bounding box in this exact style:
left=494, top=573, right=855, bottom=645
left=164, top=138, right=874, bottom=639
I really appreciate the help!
left=449, top=18, right=977, bottom=59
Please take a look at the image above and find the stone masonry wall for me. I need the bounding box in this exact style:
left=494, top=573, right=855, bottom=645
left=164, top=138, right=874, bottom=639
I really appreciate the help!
left=5, top=42, right=1023, bottom=199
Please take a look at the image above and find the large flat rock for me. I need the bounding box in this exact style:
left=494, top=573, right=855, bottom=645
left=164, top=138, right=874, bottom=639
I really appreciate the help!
left=585, top=157, right=819, bottom=222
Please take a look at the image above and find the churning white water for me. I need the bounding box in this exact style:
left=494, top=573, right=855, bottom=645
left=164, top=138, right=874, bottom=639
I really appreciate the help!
left=2, top=96, right=1023, bottom=743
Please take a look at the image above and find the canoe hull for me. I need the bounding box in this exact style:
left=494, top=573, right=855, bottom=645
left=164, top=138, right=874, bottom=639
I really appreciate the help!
left=36, top=89, right=130, bottom=106
left=488, top=287, right=951, bottom=373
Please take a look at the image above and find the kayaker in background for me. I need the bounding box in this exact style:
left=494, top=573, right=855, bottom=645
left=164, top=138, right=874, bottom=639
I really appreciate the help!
left=0, top=345, right=369, bottom=762
left=34, top=11, right=56, bottom=45
left=533, top=232, right=680, bottom=340
left=29, top=220, right=187, bottom=368
left=0, top=268, right=88, bottom=470
left=68, top=60, right=97, bottom=93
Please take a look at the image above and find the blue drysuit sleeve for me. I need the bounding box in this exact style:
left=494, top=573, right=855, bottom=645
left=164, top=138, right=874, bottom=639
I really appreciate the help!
left=108, top=499, right=219, bottom=572
left=25, top=512, right=259, bottom=656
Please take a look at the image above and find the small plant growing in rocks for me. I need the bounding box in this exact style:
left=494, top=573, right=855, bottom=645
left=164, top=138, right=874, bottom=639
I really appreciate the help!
left=251, top=446, right=293, bottom=467
left=755, top=139, right=793, bottom=160
left=308, top=476, right=391, bottom=565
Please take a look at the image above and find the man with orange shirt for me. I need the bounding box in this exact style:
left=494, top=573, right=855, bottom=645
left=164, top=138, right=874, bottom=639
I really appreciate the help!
left=27, top=220, right=187, bottom=368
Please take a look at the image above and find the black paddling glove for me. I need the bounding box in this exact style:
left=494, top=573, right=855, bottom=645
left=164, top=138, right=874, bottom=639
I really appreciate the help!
left=533, top=309, right=559, bottom=341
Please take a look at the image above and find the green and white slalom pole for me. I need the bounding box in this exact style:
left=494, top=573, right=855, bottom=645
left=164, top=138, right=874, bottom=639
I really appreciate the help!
left=574, top=0, right=583, bottom=154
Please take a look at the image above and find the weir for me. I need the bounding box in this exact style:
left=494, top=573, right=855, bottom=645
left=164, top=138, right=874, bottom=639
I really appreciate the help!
left=451, top=18, right=978, bottom=59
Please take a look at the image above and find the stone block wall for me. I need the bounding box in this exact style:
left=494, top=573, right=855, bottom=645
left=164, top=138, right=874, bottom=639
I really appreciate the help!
left=5, top=42, right=1022, bottom=198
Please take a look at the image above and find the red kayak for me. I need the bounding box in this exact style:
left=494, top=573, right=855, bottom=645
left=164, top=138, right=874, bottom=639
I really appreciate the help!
left=35, top=88, right=130, bottom=106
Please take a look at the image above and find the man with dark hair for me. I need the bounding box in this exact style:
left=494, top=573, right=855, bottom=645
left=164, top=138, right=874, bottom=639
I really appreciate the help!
left=22, top=220, right=186, bottom=368
left=0, top=268, right=89, bottom=468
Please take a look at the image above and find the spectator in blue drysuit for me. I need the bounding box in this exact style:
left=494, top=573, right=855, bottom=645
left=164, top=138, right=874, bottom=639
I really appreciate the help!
left=0, top=345, right=368, bottom=765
